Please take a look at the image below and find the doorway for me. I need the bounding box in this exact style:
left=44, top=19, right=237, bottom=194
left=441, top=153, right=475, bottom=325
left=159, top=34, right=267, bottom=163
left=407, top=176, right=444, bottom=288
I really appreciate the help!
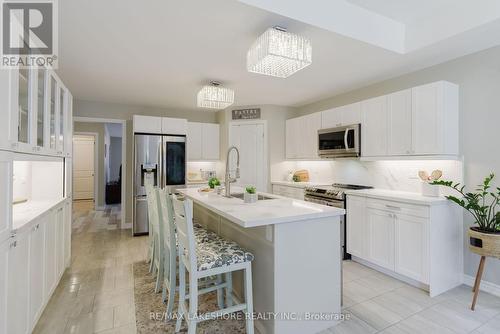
left=229, top=121, right=268, bottom=191
left=73, top=135, right=96, bottom=200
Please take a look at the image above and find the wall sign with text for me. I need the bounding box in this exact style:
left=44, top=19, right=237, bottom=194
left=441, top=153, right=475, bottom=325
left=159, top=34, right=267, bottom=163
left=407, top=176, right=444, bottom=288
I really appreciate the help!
left=232, top=108, right=261, bottom=120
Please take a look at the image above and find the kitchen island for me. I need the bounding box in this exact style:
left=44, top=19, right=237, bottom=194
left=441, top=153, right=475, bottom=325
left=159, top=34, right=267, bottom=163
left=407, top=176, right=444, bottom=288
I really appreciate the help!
left=177, top=187, right=345, bottom=334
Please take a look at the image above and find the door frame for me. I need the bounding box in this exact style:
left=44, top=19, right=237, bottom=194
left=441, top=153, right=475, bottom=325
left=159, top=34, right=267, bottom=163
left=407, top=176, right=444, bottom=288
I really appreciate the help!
left=73, top=132, right=98, bottom=207
left=74, top=117, right=127, bottom=227
left=228, top=120, right=269, bottom=192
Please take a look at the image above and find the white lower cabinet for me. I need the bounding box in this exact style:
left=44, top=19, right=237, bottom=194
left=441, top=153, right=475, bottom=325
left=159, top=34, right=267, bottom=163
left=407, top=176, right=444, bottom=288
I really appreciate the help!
left=347, top=194, right=461, bottom=296
left=29, top=217, right=47, bottom=328
left=7, top=231, right=30, bottom=334
left=55, top=206, right=65, bottom=278
left=0, top=238, right=9, bottom=334
left=394, top=213, right=429, bottom=283
left=45, top=207, right=58, bottom=299
left=64, top=201, right=72, bottom=267
left=346, top=196, right=365, bottom=258
left=366, top=208, right=395, bottom=270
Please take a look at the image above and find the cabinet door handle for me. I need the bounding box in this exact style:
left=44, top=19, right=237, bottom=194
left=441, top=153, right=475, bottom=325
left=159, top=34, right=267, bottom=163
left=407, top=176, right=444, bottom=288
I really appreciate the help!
left=11, top=241, right=17, bottom=248
left=385, top=205, right=401, bottom=210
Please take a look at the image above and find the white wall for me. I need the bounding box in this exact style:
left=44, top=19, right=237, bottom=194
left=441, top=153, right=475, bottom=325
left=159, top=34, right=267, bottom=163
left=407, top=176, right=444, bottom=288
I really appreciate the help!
left=217, top=105, right=297, bottom=192
left=295, top=45, right=500, bottom=286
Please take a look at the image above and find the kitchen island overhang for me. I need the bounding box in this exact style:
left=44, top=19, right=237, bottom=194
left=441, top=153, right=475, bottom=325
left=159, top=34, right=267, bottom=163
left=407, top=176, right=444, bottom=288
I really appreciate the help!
left=178, top=187, right=344, bottom=334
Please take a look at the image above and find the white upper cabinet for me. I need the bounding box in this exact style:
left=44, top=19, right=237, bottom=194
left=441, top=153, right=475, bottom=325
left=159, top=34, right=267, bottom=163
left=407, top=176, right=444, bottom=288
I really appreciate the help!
left=133, top=115, right=188, bottom=135
left=286, top=112, right=321, bottom=159
left=412, top=81, right=459, bottom=156
left=362, top=95, right=388, bottom=157
left=187, top=122, right=202, bottom=160
left=321, top=102, right=361, bottom=129
left=388, top=89, right=412, bottom=155
left=162, top=117, right=187, bottom=135
left=133, top=115, right=162, bottom=134
left=0, top=68, right=72, bottom=157
left=187, top=122, right=220, bottom=161
left=201, top=123, right=220, bottom=160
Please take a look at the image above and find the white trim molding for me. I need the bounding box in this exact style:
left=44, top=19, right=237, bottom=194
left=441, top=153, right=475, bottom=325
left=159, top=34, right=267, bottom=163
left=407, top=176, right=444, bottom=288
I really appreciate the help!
left=463, top=274, right=500, bottom=298
left=73, top=117, right=127, bottom=228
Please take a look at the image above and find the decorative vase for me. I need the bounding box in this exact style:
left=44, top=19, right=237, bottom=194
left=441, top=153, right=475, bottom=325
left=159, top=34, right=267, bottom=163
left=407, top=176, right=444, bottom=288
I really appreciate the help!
left=468, top=227, right=500, bottom=258
left=421, top=182, right=440, bottom=197
left=244, top=193, right=257, bottom=203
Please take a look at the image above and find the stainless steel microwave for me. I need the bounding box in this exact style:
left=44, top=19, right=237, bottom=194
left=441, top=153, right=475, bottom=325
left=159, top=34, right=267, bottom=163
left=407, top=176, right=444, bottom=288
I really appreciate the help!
left=318, top=124, right=361, bottom=158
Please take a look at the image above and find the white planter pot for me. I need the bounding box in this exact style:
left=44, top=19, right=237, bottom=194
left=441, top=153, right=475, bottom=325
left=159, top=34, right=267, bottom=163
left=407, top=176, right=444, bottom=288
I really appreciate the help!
left=244, top=193, right=257, bottom=203
left=421, top=182, right=440, bottom=197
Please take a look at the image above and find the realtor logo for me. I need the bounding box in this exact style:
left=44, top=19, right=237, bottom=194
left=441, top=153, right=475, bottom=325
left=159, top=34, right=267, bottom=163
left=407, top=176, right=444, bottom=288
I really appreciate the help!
left=1, top=0, right=58, bottom=68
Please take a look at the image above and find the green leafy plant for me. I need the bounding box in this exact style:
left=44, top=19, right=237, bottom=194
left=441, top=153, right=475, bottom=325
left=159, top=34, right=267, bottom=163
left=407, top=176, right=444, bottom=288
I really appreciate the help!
left=292, top=175, right=300, bottom=182
left=245, top=186, right=256, bottom=194
left=208, top=177, right=220, bottom=189
left=432, top=173, right=500, bottom=232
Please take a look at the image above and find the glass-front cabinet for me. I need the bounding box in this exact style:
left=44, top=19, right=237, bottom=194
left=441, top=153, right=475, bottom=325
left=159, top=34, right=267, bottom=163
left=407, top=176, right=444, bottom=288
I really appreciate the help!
left=0, top=68, right=72, bottom=157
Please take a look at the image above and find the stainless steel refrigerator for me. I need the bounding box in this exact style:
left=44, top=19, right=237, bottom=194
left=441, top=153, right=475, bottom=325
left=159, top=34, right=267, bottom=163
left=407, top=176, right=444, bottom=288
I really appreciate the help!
left=133, top=134, right=186, bottom=235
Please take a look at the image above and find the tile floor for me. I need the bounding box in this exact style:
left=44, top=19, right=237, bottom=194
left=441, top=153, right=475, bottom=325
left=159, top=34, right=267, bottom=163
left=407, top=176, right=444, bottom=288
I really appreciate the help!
left=33, top=200, right=147, bottom=334
left=34, top=200, right=500, bottom=334
left=320, top=261, right=500, bottom=334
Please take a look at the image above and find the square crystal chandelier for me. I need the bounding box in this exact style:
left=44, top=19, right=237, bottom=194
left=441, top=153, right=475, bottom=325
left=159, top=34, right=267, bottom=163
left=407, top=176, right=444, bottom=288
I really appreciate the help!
left=247, top=27, right=312, bottom=78
left=197, top=82, right=235, bottom=110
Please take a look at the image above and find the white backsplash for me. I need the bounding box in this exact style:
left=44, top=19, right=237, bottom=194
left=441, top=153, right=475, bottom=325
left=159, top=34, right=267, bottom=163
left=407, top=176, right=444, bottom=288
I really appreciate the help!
left=274, top=159, right=463, bottom=194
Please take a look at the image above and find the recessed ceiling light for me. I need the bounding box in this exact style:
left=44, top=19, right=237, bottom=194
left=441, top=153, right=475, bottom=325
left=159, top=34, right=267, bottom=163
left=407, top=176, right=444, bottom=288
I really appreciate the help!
left=247, top=26, right=312, bottom=78
left=197, top=81, right=235, bottom=110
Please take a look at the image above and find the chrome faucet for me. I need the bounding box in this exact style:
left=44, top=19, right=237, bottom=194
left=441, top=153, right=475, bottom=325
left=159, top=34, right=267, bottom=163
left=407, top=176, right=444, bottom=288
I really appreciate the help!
left=224, top=146, right=240, bottom=197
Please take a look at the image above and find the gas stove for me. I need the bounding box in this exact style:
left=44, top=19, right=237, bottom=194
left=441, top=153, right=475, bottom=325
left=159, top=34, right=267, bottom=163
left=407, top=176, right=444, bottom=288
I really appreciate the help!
left=304, top=183, right=373, bottom=203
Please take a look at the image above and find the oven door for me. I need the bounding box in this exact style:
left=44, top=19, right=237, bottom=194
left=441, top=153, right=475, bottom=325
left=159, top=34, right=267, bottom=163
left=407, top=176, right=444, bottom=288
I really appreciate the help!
left=318, top=124, right=360, bottom=158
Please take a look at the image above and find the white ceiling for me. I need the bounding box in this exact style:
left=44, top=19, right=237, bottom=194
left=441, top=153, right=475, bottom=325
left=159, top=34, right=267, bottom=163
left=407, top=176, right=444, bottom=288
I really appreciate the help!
left=58, top=0, right=500, bottom=112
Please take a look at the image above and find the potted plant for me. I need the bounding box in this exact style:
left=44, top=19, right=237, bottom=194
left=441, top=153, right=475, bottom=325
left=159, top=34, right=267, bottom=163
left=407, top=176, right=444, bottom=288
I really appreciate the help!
left=244, top=186, right=257, bottom=203
left=432, top=173, right=500, bottom=310
left=208, top=177, right=220, bottom=189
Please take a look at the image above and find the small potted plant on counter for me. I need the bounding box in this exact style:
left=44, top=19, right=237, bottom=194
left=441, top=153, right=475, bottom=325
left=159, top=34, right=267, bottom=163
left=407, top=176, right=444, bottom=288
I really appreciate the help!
left=244, top=186, right=257, bottom=203
left=432, top=173, right=500, bottom=310
left=208, top=177, right=220, bottom=189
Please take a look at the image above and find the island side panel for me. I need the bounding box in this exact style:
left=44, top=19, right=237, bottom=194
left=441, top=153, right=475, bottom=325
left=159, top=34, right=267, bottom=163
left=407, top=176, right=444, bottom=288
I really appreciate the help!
left=193, top=203, right=276, bottom=334
left=273, top=216, right=342, bottom=334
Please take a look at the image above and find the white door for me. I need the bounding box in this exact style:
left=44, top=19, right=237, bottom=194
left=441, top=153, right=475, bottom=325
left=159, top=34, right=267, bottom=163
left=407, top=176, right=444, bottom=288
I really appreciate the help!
left=29, top=217, right=46, bottom=326
left=388, top=89, right=412, bottom=155
left=7, top=232, right=30, bottom=334
left=362, top=96, right=388, bottom=157
left=366, top=208, right=395, bottom=270
left=202, top=123, right=220, bottom=160
left=412, top=82, right=443, bottom=155
left=0, top=239, right=9, bottom=334
left=73, top=135, right=95, bottom=200
left=346, top=196, right=366, bottom=258
left=395, top=213, right=429, bottom=283
left=187, top=122, right=202, bottom=161
left=229, top=122, right=267, bottom=191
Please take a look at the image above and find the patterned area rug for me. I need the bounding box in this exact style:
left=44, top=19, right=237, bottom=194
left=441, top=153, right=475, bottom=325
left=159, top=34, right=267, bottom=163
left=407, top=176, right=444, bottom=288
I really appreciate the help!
left=133, top=261, right=246, bottom=333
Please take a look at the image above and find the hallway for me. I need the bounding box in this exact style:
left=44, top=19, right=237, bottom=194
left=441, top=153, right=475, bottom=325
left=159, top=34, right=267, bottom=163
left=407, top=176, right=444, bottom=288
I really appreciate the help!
left=33, top=201, right=146, bottom=334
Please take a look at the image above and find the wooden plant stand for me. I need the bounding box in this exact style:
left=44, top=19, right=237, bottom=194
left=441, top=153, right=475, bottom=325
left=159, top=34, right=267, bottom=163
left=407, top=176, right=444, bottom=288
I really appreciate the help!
left=469, top=228, right=500, bottom=310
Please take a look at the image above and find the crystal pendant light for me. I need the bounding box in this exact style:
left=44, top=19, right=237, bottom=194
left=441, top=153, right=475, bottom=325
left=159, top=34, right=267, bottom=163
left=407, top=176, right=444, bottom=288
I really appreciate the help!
left=247, top=26, right=312, bottom=78
left=197, top=81, right=235, bottom=110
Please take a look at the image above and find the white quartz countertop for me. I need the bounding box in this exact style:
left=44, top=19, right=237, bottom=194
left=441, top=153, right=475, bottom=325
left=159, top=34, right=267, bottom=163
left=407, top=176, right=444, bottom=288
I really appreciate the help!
left=345, top=188, right=449, bottom=206
left=271, top=181, right=331, bottom=188
left=177, top=187, right=345, bottom=228
left=13, top=198, right=65, bottom=231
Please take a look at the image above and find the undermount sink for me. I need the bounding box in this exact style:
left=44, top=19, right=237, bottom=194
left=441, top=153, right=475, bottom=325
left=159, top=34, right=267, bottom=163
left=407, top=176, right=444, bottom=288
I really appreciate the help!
left=230, top=193, right=275, bottom=201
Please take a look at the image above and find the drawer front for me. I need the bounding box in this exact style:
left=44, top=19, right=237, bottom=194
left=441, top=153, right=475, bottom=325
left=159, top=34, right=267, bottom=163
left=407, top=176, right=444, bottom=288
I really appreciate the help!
left=366, top=198, right=429, bottom=218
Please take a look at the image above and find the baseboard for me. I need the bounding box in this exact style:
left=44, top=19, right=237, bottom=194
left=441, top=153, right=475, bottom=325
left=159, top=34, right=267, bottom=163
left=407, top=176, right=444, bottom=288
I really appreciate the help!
left=463, top=274, right=500, bottom=298
left=121, top=222, right=132, bottom=229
